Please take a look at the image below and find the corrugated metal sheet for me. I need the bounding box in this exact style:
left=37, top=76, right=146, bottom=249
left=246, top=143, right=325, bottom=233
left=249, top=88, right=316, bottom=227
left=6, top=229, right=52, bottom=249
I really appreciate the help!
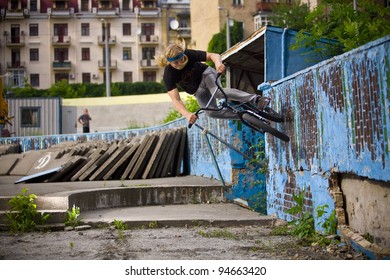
left=6, top=97, right=62, bottom=137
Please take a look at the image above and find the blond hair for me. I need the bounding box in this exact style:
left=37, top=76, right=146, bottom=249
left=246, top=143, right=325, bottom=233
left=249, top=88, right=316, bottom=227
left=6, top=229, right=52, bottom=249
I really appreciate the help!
left=155, top=38, right=187, bottom=67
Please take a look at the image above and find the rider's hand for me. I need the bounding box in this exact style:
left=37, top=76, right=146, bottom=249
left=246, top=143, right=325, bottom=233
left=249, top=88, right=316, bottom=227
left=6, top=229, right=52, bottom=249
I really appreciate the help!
left=187, top=113, right=198, bottom=124
left=216, top=63, right=225, bottom=73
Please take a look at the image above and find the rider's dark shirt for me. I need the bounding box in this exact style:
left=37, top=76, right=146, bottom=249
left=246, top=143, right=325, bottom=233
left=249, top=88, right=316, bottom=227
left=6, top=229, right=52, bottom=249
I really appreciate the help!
left=163, top=49, right=208, bottom=95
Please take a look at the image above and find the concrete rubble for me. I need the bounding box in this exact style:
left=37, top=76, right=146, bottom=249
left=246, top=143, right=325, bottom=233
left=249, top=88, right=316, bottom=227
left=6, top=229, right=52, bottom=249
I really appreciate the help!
left=1, top=127, right=187, bottom=183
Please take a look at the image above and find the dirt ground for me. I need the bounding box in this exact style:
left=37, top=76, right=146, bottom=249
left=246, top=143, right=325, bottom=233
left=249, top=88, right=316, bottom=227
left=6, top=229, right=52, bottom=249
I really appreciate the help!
left=0, top=225, right=367, bottom=260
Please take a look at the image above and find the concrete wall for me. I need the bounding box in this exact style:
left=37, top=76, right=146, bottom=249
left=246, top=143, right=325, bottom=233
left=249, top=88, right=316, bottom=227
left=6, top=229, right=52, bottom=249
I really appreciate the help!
left=265, top=35, right=390, bottom=246
left=62, top=93, right=190, bottom=134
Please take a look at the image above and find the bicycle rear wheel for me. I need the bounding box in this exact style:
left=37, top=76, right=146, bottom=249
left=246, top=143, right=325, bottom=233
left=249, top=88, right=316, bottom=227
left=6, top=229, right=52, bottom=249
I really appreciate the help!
left=242, top=113, right=290, bottom=142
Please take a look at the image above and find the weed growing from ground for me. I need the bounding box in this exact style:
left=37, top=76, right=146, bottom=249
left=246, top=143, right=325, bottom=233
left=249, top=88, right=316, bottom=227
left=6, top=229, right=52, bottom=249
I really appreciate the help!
left=113, top=219, right=128, bottom=230
left=148, top=221, right=158, bottom=229
left=65, top=205, right=82, bottom=228
left=197, top=229, right=239, bottom=240
left=6, top=188, right=50, bottom=232
left=285, top=188, right=338, bottom=246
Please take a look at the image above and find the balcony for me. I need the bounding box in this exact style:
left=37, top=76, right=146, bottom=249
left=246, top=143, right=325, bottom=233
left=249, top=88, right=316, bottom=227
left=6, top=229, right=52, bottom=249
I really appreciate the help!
left=97, top=7, right=120, bottom=17
left=177, top=27, right=191, bottom=39
left=134, top=2, right=160, bottom=18
left=140, top=59, right=158, bottom=69
left=256, top=2, right=280, bottom=13
left=98, top=60, right=118, bottom=70
left=98, top=36, right=117, bottom=45
left=48, top=8, right=74, bottom=18
left=6, top=61, right=26, bottom=70
left=139, top=35, right=159, bottom=44
left=52, top=61, right=72, bottom=70
left=52, top=35, right=71, bottom=46
left=4, top=9, right=28, bottom=19
left=5, top=36, right=26, bottom=47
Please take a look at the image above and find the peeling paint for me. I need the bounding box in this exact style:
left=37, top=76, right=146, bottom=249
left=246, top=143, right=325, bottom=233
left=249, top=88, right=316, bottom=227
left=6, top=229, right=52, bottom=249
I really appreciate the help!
left=267, top=35, right=390, bottom=225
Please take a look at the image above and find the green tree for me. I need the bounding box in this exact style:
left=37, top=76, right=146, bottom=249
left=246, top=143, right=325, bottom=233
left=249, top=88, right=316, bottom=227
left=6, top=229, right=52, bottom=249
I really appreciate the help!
left=48, top=79, right=77, bottom=98
left=163, top=95, right=200, bottom=123
left=279, top=0, right=390, bottom=54
left=208, top=20, right=244, bottom=55
left=271, top=0, right=310, bottom=30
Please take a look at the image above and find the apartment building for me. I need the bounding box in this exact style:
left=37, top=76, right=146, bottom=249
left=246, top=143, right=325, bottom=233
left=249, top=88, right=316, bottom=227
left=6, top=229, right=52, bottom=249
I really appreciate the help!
left=0, top=0, right=191, bottom=90
left=190, top=0, right=326, bottom=52
left=160, top=0, right=191, bottom=47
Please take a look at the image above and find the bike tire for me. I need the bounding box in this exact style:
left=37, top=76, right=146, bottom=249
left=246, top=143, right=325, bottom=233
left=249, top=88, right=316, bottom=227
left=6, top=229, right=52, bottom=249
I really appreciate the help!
left=258, top=107, right=283, bottom=123
left=242, top=113, right=290, bottom=142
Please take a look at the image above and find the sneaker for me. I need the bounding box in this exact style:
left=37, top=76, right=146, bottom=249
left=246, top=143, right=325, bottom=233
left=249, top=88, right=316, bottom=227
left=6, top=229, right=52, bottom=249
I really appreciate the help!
left=257, top=96, right=270, bottom=110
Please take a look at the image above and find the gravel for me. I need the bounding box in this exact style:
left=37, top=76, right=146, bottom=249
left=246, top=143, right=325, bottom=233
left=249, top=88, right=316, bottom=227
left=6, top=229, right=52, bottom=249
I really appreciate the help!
left=0, top=225, right=367, bottom=260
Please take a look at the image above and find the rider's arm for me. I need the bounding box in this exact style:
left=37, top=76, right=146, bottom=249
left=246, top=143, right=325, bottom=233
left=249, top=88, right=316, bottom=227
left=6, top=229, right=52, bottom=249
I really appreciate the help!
left=206, top=52, right=226, bottom=73
left=167, top=88, right=198, bottom=124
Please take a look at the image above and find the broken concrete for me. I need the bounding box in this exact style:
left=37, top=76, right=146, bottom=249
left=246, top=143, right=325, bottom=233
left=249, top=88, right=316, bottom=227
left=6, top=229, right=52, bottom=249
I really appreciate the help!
left=6, top=127, right=188, bottom=183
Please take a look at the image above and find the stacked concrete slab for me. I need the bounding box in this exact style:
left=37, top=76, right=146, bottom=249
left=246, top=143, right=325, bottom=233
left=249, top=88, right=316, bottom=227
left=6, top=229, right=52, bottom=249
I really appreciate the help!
left=1, top=127, right=187, bottom=183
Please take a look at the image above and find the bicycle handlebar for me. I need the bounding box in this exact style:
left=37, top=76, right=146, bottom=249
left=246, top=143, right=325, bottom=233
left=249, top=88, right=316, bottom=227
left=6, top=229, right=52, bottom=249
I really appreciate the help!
left=188, top=72, right=224, bottom=129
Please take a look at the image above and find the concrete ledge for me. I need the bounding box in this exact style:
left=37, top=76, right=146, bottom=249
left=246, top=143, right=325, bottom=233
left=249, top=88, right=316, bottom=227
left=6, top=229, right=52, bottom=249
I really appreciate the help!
left=0, top=210, right=67, bottom=225
left=67, top=185, right=225, bottom=211
left=0, top=185, right=225, bottom=211
left=339, top=226, right=390, bottom=260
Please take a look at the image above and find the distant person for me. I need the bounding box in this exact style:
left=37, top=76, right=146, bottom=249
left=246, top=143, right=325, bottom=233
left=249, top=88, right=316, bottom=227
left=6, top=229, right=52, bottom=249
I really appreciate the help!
left=78, top=108, right=92, bottom=133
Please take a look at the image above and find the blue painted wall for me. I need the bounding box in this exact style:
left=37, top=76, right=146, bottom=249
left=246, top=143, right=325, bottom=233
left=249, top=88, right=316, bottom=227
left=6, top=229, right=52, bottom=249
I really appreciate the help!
left=265, top=35, right=390, bottom=228
left=265, top=26, right=336, bottom=81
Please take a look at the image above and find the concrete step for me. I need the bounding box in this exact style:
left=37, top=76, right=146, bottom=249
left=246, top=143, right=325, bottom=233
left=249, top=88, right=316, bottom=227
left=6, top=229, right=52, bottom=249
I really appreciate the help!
left=0, top=175, right=234, bottom=226
left=0, top=203, right=275, bottom=230
left=0, top=175, right=229, bottom=211
left=0, top=185, right=226, bottom=211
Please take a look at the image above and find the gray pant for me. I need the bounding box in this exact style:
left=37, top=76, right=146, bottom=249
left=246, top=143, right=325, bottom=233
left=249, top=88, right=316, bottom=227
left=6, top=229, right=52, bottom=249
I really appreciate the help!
left=194, top=67, right=257, bottom=119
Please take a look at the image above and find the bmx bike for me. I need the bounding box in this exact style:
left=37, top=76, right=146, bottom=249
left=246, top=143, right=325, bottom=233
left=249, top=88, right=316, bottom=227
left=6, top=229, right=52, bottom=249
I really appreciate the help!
left=188, top=72, right=290, bottom=142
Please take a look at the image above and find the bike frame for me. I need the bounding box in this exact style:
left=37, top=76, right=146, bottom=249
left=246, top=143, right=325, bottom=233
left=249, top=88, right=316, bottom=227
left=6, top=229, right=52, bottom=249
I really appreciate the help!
left=189, top=73, right=270, bottom=128
left=188, top=72, right=290, bottom=142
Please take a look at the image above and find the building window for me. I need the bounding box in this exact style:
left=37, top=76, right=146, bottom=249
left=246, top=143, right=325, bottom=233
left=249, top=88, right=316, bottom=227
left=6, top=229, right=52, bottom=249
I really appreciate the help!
left=30, top=0, right=38, bottom=12
left=233, top=0, right=244, bottom=6
left=81, top=0, right=89, bottom=11
left=29, top=24, right=39, bottom=36
left=10, top=1, right=19, bottom=10
left=254, top=14, right=271, bottom=30
left=142, top=47, right=155, bottom=60
left=81, top=23, right=90, bottom=36
left=82, top=48, right=90, bottom=60
left=99, top=0, right=112, bottom=9
left=30, top=74, right=39, bottom=87
left=54, top=24, right=68, bottom=36
left=82, top=73, right=91, bottom=83
left=54, top=0, right=68, bottom=9
left=141, top=23, right=155, bottom=36
left=21, top=107, right=40, bottom=127
left=124, top=72, right=132, bottom=83
left=30, top=48, right=39, bottom=61
left=123, top=23, right=131, bottom=35
left=143, top=71, right=156, bottom=82
left=55, top=73, right=69, bottom=83
left=10, top=70, right=24, bottom=88
left=142, top=0, right=156, bottom=8
left=123, top=0, right=131, bottom=10
left=54, top=48, right=69, bottom=61
left=123, top=48, right=132, bottom=60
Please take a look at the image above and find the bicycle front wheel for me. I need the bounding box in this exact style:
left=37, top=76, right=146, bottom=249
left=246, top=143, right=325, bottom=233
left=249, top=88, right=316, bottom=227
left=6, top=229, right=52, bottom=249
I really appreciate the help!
left=242, top=113, right=290, bottom=142
left=258, top=107, right=283, bottom=122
